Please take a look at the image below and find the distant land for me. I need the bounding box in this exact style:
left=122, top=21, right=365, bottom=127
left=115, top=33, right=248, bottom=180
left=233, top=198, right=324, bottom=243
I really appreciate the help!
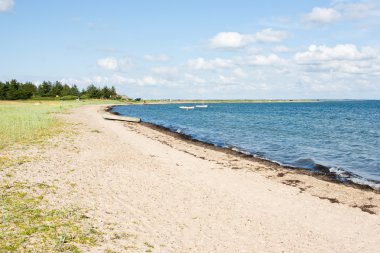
left=141, top=99, right=321, bottom=104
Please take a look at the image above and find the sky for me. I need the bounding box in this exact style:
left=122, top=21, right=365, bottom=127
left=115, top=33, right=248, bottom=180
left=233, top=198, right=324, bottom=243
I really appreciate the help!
left=1, top=0, right=380, bottom=99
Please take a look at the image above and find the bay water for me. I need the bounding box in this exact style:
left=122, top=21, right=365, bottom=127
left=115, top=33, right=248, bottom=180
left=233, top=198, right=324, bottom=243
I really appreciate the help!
left=113, top=101, right=380, bottom=189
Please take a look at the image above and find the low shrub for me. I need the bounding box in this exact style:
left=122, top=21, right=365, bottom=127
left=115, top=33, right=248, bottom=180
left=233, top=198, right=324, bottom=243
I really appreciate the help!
left=60, top=95, right=78, bottom=100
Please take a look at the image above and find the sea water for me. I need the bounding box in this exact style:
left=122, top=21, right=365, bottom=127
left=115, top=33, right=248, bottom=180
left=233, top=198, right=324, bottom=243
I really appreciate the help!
left=113, top=101, right=380, bottom=189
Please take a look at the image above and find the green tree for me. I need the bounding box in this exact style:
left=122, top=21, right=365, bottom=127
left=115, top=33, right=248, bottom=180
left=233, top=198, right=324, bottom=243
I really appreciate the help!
left=38, top=81, right=52, bottom=97
left=61, top=84, right=71, bottom=96
left=85, top=84, right=100, bottom=98
left=110, top=86, right=117, bottom=98
left=21, top=82, right=37, bottom=97
left=0, top=82, right=7, bottom=100
left=0, top=80, right=119, bottom=100
left=100, top=86, right=111, bottom=98
left=49, top=81, right=63, bottom=97
left=6, top=80, right=20, bottom=100
left=70, top=85, right=79, bottom=96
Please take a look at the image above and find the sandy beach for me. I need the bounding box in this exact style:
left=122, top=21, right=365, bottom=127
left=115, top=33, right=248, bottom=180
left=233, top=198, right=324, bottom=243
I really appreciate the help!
left=4, top=104, right=380, bottom=252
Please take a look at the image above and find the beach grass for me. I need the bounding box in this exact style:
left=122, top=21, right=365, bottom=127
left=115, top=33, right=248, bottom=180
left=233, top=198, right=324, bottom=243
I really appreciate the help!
left=0, top=102, right=66, bottom=149
left=0, top=181, right=99, bottom=252
left=0, top=99, right=121, bottom=252
left=0, top=100, right=125, bottom=149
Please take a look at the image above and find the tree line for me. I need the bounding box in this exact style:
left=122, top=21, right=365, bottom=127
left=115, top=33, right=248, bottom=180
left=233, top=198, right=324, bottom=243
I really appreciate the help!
left=0, top=80, right=119, bottom=100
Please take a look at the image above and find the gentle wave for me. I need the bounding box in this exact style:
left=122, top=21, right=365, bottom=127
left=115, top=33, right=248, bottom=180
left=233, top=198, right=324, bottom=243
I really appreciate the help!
left=113, top=101, right=380, bottom=190
left=177, top=126, right=380, bottom=190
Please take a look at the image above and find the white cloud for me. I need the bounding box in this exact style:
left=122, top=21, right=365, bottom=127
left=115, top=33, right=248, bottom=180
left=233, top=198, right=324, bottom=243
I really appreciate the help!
left=140, top=76, right=157, bottom=85
left=339, top=2, right=373, bottom=19
left=63, top=42, right=380, bottom=99
left=209, top=32, right=252, bottom=49
left=246, top=47, right=263, bottom=54
left=245, top=54, right=286, bottom=66
left=151, top=66, right=177, bottom=74
left=304, top=1, right=380, bottom=26
left=295, top=44, right=380, bottom=75
left=184, top=73, right=206, bottom=84
left=0, top=0, right=14, bottom=12
left=295, top=44, right=376, bottom=63
left=134, top=76, right=177, bottom=87
left=254, top=28, right=288, bottom=43
left=335, top=1, right=380, bottom=19
left=96, top=57, right=133, bottom=71
left=97, top=57, right=119, bottom=71
left=217, top=74, right=236, bottom=85
left=144, top=54, right=169, bottom=62
left=272, top=45, right=291, bottom=53
left=233, top=68, right=248, bottom=78
left=209, top=28, right=287, bottom=49
left=187, top=57, right=235, bottom=70
left=305, top=7, right=341, bottom=24
left=112, top=74, right=131, bottom=84
left=61, top=74, right=177, bottom=88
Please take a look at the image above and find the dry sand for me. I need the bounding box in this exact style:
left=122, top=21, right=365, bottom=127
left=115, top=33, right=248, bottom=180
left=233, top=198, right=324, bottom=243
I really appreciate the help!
left=5, top=105, right=380, bottom=252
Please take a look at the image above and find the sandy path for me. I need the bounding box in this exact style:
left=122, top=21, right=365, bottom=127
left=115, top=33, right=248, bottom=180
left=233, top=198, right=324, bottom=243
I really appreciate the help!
left=10, top=105, right=380, bottom=252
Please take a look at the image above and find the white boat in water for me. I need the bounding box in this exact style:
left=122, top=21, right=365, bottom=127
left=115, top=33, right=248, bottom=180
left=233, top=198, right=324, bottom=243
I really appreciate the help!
left=179, top=106, right=195, bottom=110
left=195, top=104, right=208, bottom=108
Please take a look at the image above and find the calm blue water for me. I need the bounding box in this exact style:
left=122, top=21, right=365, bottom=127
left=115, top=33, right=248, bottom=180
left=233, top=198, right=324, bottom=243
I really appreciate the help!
left=113, top=101, right=380, bottom=189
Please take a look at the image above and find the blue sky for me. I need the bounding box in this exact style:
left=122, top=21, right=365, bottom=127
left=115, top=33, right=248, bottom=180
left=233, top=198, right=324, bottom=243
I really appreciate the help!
left=1, top=0, right=380, bottom=99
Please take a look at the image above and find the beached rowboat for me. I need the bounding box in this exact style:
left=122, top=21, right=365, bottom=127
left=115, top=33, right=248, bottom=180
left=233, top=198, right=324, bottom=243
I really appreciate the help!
left=102, top=113, right=141, bottom=122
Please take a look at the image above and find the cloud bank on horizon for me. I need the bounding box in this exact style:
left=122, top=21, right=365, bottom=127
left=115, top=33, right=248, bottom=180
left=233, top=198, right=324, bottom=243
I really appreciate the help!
left=0, top=0, right=379, bottom=99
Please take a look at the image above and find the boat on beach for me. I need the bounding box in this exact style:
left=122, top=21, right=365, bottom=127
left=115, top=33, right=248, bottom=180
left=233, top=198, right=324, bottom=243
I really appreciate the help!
left=179, top=106, right=195, bottom=110
left=102, top=113, right=141, bottom=122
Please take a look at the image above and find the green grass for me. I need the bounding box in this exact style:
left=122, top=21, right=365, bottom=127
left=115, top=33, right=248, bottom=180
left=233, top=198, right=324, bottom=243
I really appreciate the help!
left=0, top=101, right=73, bottom=149
left=0, top=181, right=99, bottom=252
left=0, top=99, right=126, bottom=252
left=0, top=100, right=125, bottom=149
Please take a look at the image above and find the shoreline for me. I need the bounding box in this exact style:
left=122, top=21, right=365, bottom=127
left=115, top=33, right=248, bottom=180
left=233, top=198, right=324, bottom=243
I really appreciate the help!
left=140, top=121, right=379, bottom=193
left=4, top=104, right=379, bottom=251
left=106, top=104, right=380, bottom=193
left=102, top=104, right=380, bottom=216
